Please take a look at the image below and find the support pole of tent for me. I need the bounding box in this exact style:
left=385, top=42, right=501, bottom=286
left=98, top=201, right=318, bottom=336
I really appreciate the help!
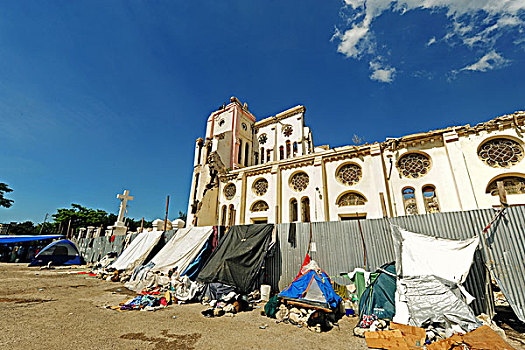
left=164, top=195, right=170, bottom=231
left=38, top=213, right=48, bottom=235
left=140, top=217, right=144, bottom=233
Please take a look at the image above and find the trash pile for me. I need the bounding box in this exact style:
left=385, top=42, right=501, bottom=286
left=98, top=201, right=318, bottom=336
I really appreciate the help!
left=108, top=290, right=173, bottom=312
left=200, top=285, right=260, bottom=318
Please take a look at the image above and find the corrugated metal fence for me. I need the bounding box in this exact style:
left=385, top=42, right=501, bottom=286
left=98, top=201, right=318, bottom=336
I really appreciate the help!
left=75, top=207, right=525, bottom=321
left=266, top=206, right=525, bottom=321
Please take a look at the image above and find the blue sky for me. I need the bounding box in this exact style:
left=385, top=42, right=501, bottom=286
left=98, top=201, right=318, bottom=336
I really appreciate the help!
left=1, top=0, right=524, bottom=223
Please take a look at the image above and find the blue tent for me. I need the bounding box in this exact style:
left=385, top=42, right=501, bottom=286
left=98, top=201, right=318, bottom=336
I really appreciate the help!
left=29, top=239, right=83, bottom=266
left=279, top=266, right=342, bottom=310
left=0, top=235, right=62, bottom=244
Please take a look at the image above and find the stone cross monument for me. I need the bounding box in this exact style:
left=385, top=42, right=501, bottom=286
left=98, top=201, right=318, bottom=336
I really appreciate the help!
left=109, top=189, right=134, bottom=235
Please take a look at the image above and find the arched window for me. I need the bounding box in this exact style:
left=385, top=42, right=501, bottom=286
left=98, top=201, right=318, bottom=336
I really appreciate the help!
left=261, top=147, right=265, bottom=163
left=301, top=197, right=311, bottom=222
left=267, top=149, right=272, bottom=162
left=402, top=187, right=418, bottom=215
left=486, top=175, right=525, bottom=196
left=286, top=140, right=291, bottom=158
left=279, top=146, right=284, bottom=160
left=422, top=185, right=440, bottom=213
left=244, top=142, right=250, bottom=167
left=293, top=142, right=298, bottom=157
left=220, top=205, right=227, bottom=226
left=290, top=198, right=298, bottom=222
left=254, top=152, right=259, bottom=165
left=251, top=200, right=269, bottom=212
left=238, top=139, right=242, bottom=164
left=337, top=192, right=367, bottom=207
left=228, top=204, right=235, bottom=226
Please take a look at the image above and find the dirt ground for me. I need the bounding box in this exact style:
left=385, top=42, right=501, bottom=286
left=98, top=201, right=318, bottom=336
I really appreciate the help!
left=0, top=264, right=367, bottom=350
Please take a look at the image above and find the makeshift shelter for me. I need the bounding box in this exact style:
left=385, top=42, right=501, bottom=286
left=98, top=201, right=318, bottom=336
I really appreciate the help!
left=279, top=260, right=342, bottom=310
left=391, top=225, right=481, bottom=335
left=29, top=239, right=82, bottom=266
left=109, top=230, right=164, bottom=271
left=197, top=224, right=275, bottom=294
left=0, top=235, right=63, bottom=244
left=125, top=226, right=215, bottom=292
left=358, top=262, right=396, bottom=325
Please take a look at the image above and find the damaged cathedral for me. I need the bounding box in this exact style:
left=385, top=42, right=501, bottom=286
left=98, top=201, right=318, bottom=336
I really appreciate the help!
left=187, top=97, right=525, bottom=227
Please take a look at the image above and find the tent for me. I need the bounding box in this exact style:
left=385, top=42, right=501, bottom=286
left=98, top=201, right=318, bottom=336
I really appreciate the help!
left=358, top=262, right=397, bottom=324
left=125, top=226, right=215, bottom=292
left=0, top=235, right=62, bottom=244
left=29, top=239, right=82, bottom=266
left=391, top=225, right=481, bottom=334
left=109, top=230, right=164, bottom=271
left=197, top=224, right=275, bottom=294
left=279, top=260, right=342, bottom=310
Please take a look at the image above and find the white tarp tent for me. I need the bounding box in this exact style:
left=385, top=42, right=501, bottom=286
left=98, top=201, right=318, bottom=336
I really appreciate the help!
left=150, top=226, right=214, bottom=274
left=391, top=225, right=481, bottom=335
left=109, top=230, right=164, bottom=271
left=126, top=226, right=214, bottom=292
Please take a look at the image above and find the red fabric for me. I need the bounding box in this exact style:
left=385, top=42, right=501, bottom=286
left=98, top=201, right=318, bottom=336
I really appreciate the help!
left=293, top=253, right=311, bottom=281
left=76, top=272, right=97, bottom=276
left=110, top=235, right=115, bottom=242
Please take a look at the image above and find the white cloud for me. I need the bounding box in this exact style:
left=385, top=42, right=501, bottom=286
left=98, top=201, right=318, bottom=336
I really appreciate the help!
left=369, top=60, right=397, bottom=83
left=460, top=50, right=510, bottom=72
left=334, top=0, right=525, bottom=81
left=426, top=37, right=437, bottom=46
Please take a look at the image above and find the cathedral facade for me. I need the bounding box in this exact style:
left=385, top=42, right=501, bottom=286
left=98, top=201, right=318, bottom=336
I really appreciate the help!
left=186, top=97, right=525, bottom=227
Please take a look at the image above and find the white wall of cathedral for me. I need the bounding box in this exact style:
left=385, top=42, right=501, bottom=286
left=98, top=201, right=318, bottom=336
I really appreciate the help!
left=385, top=140, right=462, bottom=216
left=281, top=165, right=325, bottom=222
left=245, top=173, right=275, bottom=224
left=457, top=129, right=525, bottom=208
left=324, top=154, right=387, bottom=220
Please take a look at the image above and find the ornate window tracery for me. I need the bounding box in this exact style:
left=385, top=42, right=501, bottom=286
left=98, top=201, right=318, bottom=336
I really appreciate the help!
left=402, top=187, right=418, bottom=215
left=282, top=125, right=293, bottom=137
left=258, top=134, right=267, bottom=145
left=397, top=153, right=431, bottom=178
left=290, top=172, right=309, bottom=192
left=422, top=185, right=440, bottom=213
left=253, top=178, right=268, bottom=196
left=337, top=192, right=367, bottom=207
left=478, top=138, right=523, bottom=168
left=486, top=176, right=525, bottom=196
left=224, top=183, right=236, bottom=199
left=251, top=200, right=269, bottom=212
left=336, top=164, right=363, bottom=186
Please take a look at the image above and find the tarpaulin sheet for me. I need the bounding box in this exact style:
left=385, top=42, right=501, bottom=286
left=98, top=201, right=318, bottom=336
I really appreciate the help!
left=109, top=231, right=163, bottom=271
left=391, top=225, right=480, bottom=333
left=197, top=224, right=274, bottom=294
left=150, top=226, right=213, bottom=274
left=0, top=235, right=62, bottom=244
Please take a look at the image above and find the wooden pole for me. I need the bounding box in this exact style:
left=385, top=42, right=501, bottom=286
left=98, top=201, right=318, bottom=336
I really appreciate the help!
left=66, top=219, right=72, bottom=239
left=140, top=217, right=144, bottom=233
left=163, top=195, right=170, bottom=231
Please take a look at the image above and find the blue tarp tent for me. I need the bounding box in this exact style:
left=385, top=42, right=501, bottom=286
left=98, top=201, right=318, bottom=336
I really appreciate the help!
left=0, top=235, right=62, bottom=244
left=29, top=239, right=83, bottom=266
left=279, top=262, right=342, bottom=310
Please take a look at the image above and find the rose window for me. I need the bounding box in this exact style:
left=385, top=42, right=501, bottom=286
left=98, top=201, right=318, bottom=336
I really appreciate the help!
left=224, top=183, right=236, bottom=199
left=336, top=164, right=362, bottom=186
left=251, top=200, right=269, bottom=212
left=397, top=153, right=431, bottom=178
left=478, top=138, right=523, bottom=168
left=282, top=125, right=293, bottom=137
left=253, top=179, right=268, bottom=196
left=258, top=134, right=267, bottom=145
left=337, top=192, right=366, bottom=207
left=290, top=172, right=309, bottom=192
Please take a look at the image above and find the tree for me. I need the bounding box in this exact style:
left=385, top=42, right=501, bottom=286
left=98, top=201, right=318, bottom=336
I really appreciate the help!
left=8, top=221, right=38, bottom=235
left=0, top=183, right=14, bottom=208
